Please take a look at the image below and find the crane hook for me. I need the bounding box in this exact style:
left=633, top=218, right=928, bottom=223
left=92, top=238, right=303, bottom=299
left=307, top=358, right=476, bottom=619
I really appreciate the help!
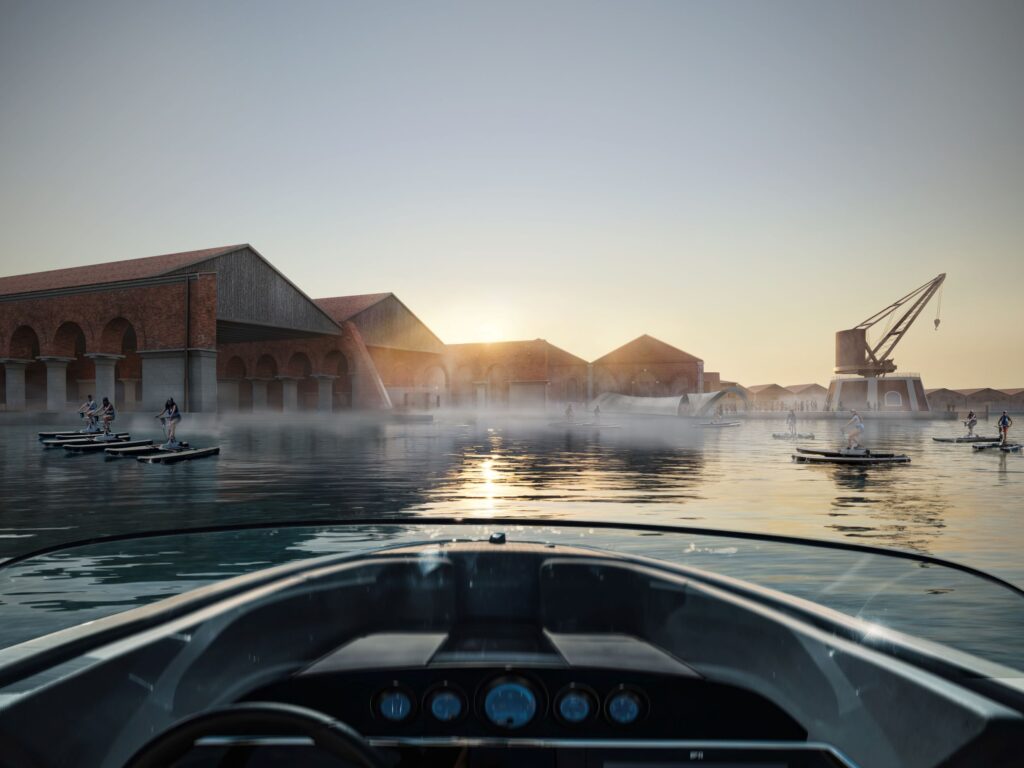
left=934, top=318, right=941, bottom=330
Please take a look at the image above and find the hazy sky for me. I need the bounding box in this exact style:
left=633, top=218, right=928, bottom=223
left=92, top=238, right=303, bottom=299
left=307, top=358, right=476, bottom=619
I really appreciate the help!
left=1, top=1, right=1022, bottom=387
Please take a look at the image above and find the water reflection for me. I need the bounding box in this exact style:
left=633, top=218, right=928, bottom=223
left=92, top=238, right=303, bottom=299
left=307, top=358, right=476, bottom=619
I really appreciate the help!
left=1, top=414, right=1022, bottom=588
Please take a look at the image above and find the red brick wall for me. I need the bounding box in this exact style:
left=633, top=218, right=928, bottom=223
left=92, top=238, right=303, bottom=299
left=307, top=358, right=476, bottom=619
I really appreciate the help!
left=591, top=360, right=699, bottom=397
left=1, top=275, right=217, bottom=356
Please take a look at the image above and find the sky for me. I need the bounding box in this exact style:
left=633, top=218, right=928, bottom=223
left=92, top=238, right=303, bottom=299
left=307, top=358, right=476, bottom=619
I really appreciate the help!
left=1, top=0, right=1022, bottom=388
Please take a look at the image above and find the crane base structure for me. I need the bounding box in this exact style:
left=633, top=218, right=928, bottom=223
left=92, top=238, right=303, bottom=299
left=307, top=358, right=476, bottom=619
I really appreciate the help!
left=825, top=374, right=931, bottom=414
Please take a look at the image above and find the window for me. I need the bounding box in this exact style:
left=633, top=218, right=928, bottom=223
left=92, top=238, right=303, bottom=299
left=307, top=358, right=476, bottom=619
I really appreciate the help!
left=884, top=390, right=903, bottom=407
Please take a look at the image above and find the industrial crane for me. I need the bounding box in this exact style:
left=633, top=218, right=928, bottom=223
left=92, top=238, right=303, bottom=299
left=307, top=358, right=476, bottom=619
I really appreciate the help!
left=834, top=273, right=946, bottom=377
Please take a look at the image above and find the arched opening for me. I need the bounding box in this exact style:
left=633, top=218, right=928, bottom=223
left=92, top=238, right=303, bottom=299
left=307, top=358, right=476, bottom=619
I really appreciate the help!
left=287, top=352, right=316, bottom=410
left=884, top=390, right=903, bottom=408
left=324, top=350, right=352, bottom=410
left=486, top=364, right=509, bottom=408
left=418, top=365, right=448, bottom=409
left=453, top=366, right=475, bottom=407
left=220, top=356, right=251, bottom=412
left=54, top=322, right=93, bottom=406
left=632, top=368, right=662, bottom=397
left=100, top=318, right=142, bottom=409
left=10, top=326, right=46, bottom=409
left=255, top=354, right=281, bottom=410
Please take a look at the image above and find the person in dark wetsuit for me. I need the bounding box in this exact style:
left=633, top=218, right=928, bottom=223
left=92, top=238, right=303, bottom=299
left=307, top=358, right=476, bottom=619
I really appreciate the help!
left=997, top=411, right=1013, bottom=445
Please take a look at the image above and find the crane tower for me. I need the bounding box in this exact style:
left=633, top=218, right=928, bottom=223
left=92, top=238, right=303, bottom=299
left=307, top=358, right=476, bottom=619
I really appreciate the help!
left=825, top=274, right=945, bottom=413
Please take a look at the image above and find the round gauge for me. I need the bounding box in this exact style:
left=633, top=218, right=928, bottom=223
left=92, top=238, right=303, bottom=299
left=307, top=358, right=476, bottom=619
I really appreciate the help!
left=483, top=679, right=538, bottom=729
left=428, top=689, right=464, bottom=722
left=556, top=689, right=593, bottom=724
left=376, top=688, right=413, bottom=722
left=606, top=690, right=642, bottom=725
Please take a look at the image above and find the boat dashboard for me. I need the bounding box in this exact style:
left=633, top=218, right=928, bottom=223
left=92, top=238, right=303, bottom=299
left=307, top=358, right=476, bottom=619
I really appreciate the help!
left=0, top=538, right=1021, bottom=767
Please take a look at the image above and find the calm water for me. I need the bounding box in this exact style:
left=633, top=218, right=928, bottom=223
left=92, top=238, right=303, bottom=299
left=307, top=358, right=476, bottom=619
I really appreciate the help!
left=1, top=412, right=1022, bottom=662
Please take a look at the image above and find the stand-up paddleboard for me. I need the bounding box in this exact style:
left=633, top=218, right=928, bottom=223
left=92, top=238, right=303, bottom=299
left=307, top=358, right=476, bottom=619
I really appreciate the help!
left=38, top=429, right=103, bottom=439
left=699, top=422, right=741, bottom=428
left=933, top=435, right=999, bottom=443
left=773, top=433, right=815, bottom=440
left=793, top=446, right=910, bottom=465
left=972, top=442, right=1022, bottom=453
left=65, top=438, right=150, bottom=453
left=137, top=446, right=220, bottom=464
left=105, top=442, right=190, bottom=458
left=41, top=433, right=130, bottom=447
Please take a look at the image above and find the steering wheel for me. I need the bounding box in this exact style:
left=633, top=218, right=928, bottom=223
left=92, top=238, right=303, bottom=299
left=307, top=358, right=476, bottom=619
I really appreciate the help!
left=123, top=701, right=387, bottom=768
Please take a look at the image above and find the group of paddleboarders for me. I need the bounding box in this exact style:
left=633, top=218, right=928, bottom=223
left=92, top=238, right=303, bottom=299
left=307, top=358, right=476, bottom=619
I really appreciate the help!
left=74, top=394, right=182, bottom=448
left=564, top=403, right=601, bottom=424
left=77, top=394, right=116, bottom=434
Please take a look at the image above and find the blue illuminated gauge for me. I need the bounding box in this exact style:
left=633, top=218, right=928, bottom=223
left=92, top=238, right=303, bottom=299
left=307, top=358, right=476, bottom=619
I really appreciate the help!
left=557, top=690, right=593, bottom=724
left=483, top=680, right=537, bottom=729
left=606, top=690, right=642, bottom=725
left=377, top=689, right=413, bottom=722
left=429, top=690, right=464, bottom=722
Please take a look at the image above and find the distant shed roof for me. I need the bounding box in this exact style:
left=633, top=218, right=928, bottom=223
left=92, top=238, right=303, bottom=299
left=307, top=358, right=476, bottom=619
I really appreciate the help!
left=785, top=383, right=827, bottom=394
left=593, top=334, right=702, bottom=365
left=0, top=245, right=246, bottom=297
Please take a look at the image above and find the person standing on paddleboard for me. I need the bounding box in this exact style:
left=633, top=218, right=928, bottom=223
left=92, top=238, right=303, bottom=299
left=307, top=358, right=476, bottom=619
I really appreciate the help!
left=786, top=409, right=797, bottom=436
left=845, top=410, right=865, bottom=449
left=965, top=410, right=978, bottom=437
left=997, top=411, right=1013, bottom=445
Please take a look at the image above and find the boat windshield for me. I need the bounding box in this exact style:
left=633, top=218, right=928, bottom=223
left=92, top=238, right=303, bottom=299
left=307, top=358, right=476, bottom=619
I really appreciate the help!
left=2, top=519, right=1023, bottom=673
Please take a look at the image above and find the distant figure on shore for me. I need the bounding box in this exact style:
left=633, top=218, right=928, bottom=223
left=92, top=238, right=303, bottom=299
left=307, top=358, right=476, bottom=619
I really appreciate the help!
left=997, top=411, right=1013, bottom=444
left=98, top=397, right=116, bottom=434
left=593, top=404, right=601, bottom=422
left=965, top=410, right=978, bottom=437
left=565, top=403, right=574, bottom=423
left=157, top=398, right=182, bottom=447
left=845, top=410, right=865, bottom=449
left=786, top=409, right=797, bottom=436
left=78, top=394, right=98, bottom=431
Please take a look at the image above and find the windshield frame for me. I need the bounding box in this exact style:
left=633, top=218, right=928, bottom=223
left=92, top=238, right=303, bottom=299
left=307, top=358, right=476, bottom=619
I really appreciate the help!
left=3, top=515, right=1022, bottom=599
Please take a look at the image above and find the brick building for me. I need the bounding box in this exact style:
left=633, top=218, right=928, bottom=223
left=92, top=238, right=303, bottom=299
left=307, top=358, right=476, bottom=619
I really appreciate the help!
left=446, top=340, right=587, bottom=410
left=591, top=335, right=705, bottom=399
left=0, top=245, right=436, bottom=413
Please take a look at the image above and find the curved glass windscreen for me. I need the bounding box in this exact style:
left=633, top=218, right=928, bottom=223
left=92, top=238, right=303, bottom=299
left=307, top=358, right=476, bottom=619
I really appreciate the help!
left=1, top=521, right=1022, bottom=672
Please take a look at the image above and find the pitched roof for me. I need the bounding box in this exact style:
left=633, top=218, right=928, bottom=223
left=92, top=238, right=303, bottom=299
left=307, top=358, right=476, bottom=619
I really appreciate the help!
left=747, top=384, right=792, bottom=395
left=592, top=334, right=702, bottom=365
left=314, top=293, right=392, bottom=322
left=0, top=245, right=246, bottom=296
left=1003, top=388, right=1024, bottom=396
left=785, top=383, right=827, bottom=394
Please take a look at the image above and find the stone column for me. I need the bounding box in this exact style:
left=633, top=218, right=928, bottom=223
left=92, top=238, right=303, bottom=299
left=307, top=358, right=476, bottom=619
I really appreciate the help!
left=278, top=377, right=300, bottom=412
left=86, top=353, right=124, bottom=409
left=120, top=379, right=140, bottom=411
left=188, top=349, right=219, bottom=413
left=312, top=374, right=337, bottom=412
left=0, top=359, right=32, bottom=411
left=249, top=378, right=271, bottom=411
left=38, top=356, right=75, bottom=412
left=867, top=378, right=879, bottom=411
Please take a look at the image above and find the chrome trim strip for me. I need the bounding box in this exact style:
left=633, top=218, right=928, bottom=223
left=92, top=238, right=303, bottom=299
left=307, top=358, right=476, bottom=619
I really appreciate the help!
left=364, top=737, right=860, bottom=766
left=196, top=736, right=315, bottom=747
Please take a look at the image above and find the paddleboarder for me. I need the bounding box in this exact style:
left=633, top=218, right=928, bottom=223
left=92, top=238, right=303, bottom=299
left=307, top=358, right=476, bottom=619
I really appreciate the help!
left=78, top=394, right=98, bottom=432
left=97, top=397, right=116, bottom=434
left=965, top=410, right=978, bottom=437
left=593, top=404, right=601, bottom=422
left=156, top=398, right=182, bottom=448
left=565, top=403, right=574, bottom=423
left=845, top=410, right=865, bottom=450
left=997, top=411, right=1013, bottom=445
left=786, top=409, right=797, bottom=436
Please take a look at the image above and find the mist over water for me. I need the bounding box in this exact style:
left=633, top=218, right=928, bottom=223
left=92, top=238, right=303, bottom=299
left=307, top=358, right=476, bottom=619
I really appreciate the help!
left=2, top=411, right=1021, bottom=580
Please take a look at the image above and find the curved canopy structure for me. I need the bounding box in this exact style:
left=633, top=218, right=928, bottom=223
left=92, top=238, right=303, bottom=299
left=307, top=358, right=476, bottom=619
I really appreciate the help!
left=592, top=389, right=749, bottom=418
